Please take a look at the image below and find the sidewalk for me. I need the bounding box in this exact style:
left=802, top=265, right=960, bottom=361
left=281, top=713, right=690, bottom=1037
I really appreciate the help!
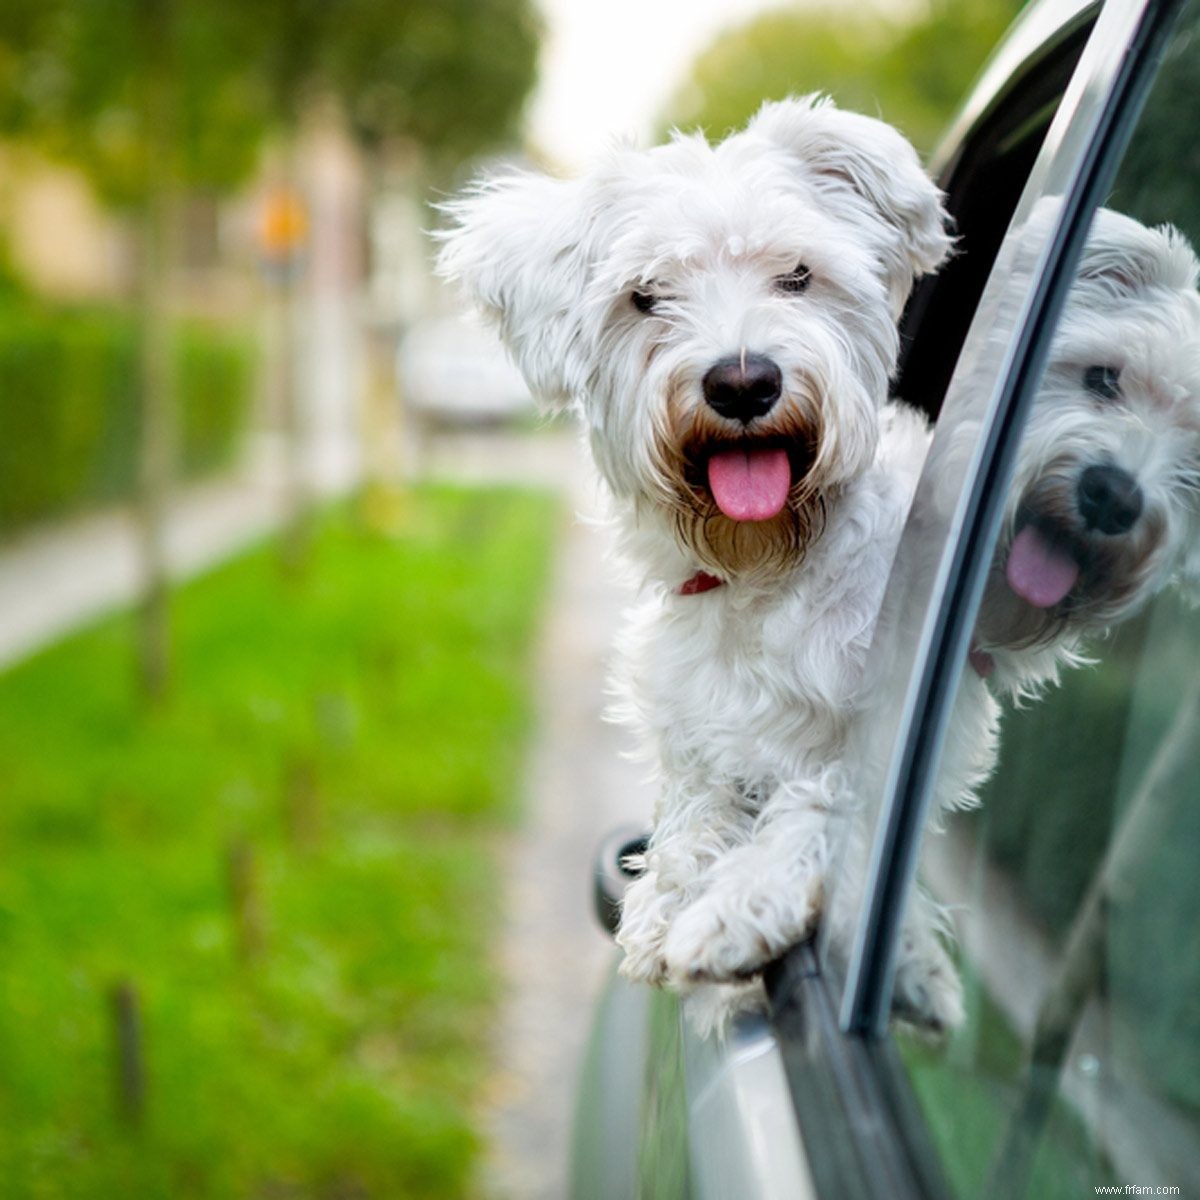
left=0, top=473, right=273, bottom=672
left=424, top=430, right=657, bottom=1200
left=0, top=432, right=359, bottom=671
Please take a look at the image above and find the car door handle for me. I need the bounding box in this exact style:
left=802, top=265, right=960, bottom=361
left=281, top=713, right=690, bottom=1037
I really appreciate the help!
left=592, top=825, right=649, bottom=938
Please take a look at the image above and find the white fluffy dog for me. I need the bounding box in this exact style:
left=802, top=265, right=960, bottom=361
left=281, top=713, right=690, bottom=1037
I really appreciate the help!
left=438, top=96, right=952, bottom=1011
left=966, top=208, right=1200, bottom=695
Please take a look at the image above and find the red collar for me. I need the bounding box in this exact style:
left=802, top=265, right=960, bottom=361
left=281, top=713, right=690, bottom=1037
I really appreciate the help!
left=677, top=570, right=724, bottom=596
left=968, top=645, right=995, bottom=678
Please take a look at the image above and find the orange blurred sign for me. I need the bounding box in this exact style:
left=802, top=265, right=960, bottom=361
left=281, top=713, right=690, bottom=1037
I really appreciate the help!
left=259, top=187, right=309, bottom=264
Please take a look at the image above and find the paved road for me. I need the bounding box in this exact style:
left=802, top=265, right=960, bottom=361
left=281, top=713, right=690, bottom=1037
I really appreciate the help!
left=425, top=429, right=656, bottom=1200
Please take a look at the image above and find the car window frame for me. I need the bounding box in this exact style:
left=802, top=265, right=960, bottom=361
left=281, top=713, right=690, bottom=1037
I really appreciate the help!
left=896, top=0, right=1099, bottom=422
left=836, top=0, right=1185, bottom=1038
left=759, top=0, right=1189, bottom=1197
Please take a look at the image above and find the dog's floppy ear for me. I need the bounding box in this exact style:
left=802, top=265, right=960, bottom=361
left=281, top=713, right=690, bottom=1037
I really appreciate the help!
left=436, top=170, right=590, bottom=408
left=747, top=95, right=952, bottom=315
left=1077, top=209, right=1200, bottom=301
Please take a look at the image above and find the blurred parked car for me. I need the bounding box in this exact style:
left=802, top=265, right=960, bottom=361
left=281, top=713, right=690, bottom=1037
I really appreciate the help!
left=573, top=0, right=1200, bottom=1196
left=397, top=312, right=533, bottom=425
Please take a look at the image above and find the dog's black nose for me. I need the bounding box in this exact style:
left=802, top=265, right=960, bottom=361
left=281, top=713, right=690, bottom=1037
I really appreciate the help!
left=702, top=354, right=782, bottom=423
left=1077, top=464, right=1143, bottom=535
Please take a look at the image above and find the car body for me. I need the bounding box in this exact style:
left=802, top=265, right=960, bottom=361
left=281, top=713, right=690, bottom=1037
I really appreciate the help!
left=397, top=311, right=533, bottom=425
left=571, top=0, right=1200, bottom=1196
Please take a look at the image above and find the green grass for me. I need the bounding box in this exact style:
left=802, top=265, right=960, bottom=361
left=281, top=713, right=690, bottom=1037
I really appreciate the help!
left=0, top=485, right=559, bottom=1199
left=899, top=984, right=1102, bottom=1199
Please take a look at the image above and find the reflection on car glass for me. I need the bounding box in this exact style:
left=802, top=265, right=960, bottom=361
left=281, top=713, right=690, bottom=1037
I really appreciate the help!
left=973, top=207, right=1200, bottom=695
left=849, top=206, right=1200, bottom=1052
left=905, top=210, right=1200, bottom=1199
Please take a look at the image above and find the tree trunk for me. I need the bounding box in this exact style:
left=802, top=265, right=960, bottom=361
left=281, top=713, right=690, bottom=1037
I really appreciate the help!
left=359, top=146, right=415, bottom=531
left=134, top=0, right=178, bottom=703
left=277, top=142, right=311, bottom=579
left=110, top=981, right=147, bottom=1127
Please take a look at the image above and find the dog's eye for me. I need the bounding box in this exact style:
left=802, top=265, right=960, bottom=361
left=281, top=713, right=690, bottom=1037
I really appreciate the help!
left=1084, top=365, right=1121, bottom=400
left=774, top=263, right=812, bottom=295
left=631, top=290, right=658, bottom=314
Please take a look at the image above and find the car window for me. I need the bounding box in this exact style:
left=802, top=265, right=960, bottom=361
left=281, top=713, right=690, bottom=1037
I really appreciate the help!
left=897, top=2, right=1096, bottom=420
left=891, top=6, right=1200, bottom=1196
left=819, top=0, right=1160, bottom=1029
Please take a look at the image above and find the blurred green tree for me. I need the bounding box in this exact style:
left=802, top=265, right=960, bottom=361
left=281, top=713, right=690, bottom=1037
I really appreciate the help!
left=237, top=0, right=538, bottom=149
left=0, top=0, right=540, bottom=688
left=661, top=0, right=1026, bottom=157
left=234, top=0, right=542, bottom=571
left=0, top=0, right=267, bottom=702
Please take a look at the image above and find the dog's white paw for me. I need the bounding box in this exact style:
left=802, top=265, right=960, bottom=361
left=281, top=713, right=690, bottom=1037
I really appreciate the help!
left=892, top=944, right=965, bottom=1034
left=663, top=885, right=819, bottom=985
left=617, top=934, right=668, bottom=985
left=663, top=899, right=770, bottom=984
left=615, top=872, right=677, bottom=985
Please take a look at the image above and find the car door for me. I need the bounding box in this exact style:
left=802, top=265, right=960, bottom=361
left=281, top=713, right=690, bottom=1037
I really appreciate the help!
left=797, top=0, right=1200, bottom=1196
left=870, top=0, right=1200, bottom=1195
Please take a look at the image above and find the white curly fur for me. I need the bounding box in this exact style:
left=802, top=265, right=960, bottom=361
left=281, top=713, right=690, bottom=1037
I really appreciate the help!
left=931, top=211, right=1200, bottom=814
left=439, top=96, right=957, bottom=1031
left=980, top=209, right=1200, bottom=690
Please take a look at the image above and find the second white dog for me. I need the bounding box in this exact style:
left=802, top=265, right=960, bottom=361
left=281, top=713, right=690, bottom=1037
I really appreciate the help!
left=439, top=96, right=953, bottom=1011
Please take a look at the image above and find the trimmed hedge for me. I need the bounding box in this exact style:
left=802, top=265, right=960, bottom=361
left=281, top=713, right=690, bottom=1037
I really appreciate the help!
left=0, top=300, right=254, bottom=536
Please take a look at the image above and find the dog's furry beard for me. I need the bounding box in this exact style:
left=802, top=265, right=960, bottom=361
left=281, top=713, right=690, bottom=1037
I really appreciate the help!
left=670, top=495, right=829, bottom=580
left=972, top=210, right=1200, bottom=667
left=978, top=461, right=1173, bottom=652
left=648, top=388, right=831, bottom=579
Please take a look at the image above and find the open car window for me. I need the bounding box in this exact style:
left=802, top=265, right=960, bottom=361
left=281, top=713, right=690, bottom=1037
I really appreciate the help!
left=897, top=1, right=1098, bottom=420
left=886, top=3, right=1200, bottom=1195
left=819, top=0, right=1171, bottom=1023
left=762, top=2, right=1191, bottom=1196
left=758, top=9, right=1180, bottom=1200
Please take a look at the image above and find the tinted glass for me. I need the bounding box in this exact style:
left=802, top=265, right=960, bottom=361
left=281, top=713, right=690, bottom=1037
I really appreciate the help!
left=895, top=8, right=1200, bottom=1197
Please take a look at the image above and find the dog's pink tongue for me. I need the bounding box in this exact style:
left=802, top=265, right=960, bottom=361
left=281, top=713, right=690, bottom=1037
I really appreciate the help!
left=1006, top=525, right=1080, bottom=608
left=707, top=447, right=791, bottom=522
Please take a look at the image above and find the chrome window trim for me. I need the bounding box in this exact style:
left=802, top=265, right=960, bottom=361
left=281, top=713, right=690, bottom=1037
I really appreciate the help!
left=835, top=0, right=1187, bottom=1037
left=928, top=0, right=1100, bottom=179
left=683, top=1009, right=818, bottom=1200
left=766, top=945, right=955, bottom=1200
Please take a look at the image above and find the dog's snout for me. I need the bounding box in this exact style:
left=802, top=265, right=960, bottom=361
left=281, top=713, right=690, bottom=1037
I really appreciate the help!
left=702, top=354, right=782, bottom=423
left=1077, top=464, right=1144, bottom=535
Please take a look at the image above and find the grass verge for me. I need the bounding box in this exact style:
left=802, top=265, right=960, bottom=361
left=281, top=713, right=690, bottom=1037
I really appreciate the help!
left=0, top=485, right=559, bottom=1199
